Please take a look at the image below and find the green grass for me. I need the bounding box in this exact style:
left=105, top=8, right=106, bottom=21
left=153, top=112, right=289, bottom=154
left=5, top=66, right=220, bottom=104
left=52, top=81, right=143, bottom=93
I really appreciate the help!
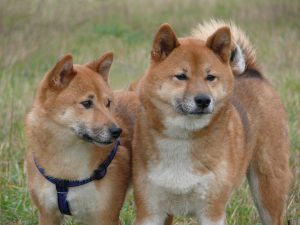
left=0, top=0, right=299, bottom=224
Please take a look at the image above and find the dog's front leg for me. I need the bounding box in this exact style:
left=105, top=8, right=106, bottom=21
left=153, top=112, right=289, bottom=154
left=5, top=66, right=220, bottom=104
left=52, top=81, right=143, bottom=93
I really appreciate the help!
left=135, top=213, right=167, bottom=225
left=38, top=209, right=62, bottom=225
left=196, top=206, right=227, bottom=225
left=197, top=215, right=227, bottom=225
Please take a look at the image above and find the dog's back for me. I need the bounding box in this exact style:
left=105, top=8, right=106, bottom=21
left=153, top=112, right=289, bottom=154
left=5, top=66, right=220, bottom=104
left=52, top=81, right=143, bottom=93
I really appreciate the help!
left=114, top=90, right=140, bottom=156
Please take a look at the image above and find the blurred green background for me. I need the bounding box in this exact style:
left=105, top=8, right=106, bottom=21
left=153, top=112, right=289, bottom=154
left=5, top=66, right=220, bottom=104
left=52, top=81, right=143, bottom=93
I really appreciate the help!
left=0, top=0, right=299, bottom=224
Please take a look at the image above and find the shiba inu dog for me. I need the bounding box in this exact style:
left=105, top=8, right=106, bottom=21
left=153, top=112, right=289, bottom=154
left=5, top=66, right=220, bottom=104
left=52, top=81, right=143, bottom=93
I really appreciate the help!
left=132, top=21, right=291, bottom=225
left=25, top=52, right=138, bottom=225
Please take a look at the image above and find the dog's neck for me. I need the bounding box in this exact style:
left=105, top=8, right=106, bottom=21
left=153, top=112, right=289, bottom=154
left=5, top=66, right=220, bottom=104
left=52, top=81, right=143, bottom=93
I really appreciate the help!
left=27, top=110, right=111, bottom=180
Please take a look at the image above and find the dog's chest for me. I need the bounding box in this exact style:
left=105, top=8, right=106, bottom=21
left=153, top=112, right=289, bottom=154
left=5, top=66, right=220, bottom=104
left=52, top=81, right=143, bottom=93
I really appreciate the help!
left=147, top=137, right=214, bottom=215
left=68, top=182, right=108, bottom=219
left=37, top=178, right=108, bottom=220
left=148, top=137, right=213, bottom=194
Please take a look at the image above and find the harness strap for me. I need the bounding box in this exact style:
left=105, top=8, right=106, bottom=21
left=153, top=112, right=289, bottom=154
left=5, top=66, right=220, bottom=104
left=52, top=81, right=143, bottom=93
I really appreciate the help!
left=56, top=181, right=71, bottom=215
left=34, top=139, right=120, bottom=215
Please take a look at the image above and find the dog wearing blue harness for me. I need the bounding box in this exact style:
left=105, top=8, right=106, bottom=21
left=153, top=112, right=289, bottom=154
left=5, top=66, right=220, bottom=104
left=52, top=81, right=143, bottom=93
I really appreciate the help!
left=25, top=52, right=137, bottom=225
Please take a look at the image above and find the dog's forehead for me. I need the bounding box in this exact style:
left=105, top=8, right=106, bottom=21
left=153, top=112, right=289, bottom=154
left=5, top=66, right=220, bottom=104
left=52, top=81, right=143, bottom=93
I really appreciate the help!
left=165, top=38, right=222, bottom=71
left=178, top=37, right=206, bottom=46
left=178, top=38, right=214, bottom=58
left=71, top=65, right=111, bottom=97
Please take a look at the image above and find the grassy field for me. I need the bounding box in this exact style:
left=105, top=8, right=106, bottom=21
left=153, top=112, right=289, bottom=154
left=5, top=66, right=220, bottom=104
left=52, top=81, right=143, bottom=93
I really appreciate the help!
left=0, top=0, right=299, bottom=224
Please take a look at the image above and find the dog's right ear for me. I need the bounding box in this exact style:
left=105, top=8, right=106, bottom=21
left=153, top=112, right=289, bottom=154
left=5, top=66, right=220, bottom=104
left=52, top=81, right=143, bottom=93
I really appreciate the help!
left=151, top=23, right=180, bottom=62
left=47, top=54, right=75, bottom=89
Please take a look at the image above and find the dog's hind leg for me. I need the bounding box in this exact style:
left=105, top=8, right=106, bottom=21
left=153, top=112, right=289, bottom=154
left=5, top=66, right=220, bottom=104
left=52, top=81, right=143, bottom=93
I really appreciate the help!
left=247, top=149, right=291, bottom=225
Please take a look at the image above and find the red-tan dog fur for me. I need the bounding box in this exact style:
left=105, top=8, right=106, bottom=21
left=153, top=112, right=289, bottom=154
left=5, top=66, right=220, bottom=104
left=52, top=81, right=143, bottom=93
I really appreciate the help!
left=132, top=21, right=291, bottom=225
left=25, top=52, right=138, bottom=225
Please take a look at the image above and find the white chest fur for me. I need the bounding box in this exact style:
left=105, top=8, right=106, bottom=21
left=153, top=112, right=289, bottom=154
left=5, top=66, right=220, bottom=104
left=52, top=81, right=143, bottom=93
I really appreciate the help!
left=68, top=182, right=108, bottom=220
left=148, top=138, right=212, bottom=194
left=147, top=136, right=214, bottom=216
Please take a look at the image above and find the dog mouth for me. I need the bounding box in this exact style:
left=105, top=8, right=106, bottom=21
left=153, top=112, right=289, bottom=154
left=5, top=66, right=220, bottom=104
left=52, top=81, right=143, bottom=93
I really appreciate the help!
left=175, top=103, right=213, bottom=116
left=188, top=111, right=212, bottom=115
left=78, top=133, right=113, bottom=146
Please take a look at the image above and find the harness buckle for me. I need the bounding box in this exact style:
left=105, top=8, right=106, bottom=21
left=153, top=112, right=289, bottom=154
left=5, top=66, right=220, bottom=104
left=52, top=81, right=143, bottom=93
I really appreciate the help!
left=94, top=166, right=106, bottom=180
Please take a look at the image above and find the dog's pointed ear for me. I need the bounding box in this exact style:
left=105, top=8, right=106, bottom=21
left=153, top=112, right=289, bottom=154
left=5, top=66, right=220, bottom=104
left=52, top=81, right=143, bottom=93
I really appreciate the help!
left=151, top=23, right=180, bottom=62
left=206, top=27, right=232, bottom=63
left=48, top=54, right=75, bottom=89
left=86, top=52, right=113, bottom=82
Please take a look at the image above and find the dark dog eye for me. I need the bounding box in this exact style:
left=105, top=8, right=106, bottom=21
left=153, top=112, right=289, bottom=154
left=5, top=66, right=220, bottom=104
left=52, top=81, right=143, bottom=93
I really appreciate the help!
left=81, top=100, right=93, bottom=109
left=106, top=99, right=112, bottom=108
left=175, top=73, right=188, bottom=80
left=206, top=74, right=216, bottom=81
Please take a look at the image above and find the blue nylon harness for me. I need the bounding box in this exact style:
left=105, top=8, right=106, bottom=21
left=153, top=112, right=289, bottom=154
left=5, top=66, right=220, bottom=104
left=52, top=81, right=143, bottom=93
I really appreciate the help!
left=34, top=139, right=120, bottom=215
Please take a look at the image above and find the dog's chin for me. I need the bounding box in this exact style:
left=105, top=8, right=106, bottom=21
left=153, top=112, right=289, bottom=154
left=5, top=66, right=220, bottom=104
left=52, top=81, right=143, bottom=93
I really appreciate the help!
left=76, top=133, right=114, bottom=147
left=92, top=140, right=114, bottom=147
left=187, top=110, right=213, bottom=116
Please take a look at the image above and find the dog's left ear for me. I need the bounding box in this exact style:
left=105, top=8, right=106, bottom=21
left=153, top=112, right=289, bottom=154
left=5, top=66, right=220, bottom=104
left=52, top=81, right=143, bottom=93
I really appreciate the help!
left=206, top=26, right=232, bottom=63
left=86, top=52, right=113, bottom=82
left=151, top=23, right=180, bottom=62
left=48, top=54, right=75, bottom=89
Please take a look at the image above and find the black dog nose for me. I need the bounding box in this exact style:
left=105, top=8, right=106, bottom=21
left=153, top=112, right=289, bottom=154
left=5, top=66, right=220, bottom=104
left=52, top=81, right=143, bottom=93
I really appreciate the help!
left=109, top=125, right=122, bottom=139
left=194, top=95, right=211, bottom=109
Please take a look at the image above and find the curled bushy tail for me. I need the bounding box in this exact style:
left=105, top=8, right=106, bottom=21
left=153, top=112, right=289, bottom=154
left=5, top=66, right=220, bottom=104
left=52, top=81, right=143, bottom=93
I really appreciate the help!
left=192, top=19, right=257, bottom=75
